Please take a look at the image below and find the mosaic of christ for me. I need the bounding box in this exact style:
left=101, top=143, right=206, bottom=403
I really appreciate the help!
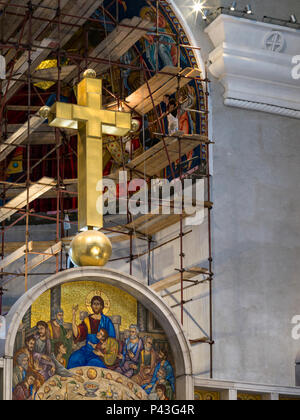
left=12, top=281, right=175, bottom=400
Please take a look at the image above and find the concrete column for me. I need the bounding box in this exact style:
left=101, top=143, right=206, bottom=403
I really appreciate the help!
left=51, top=285, right=61, bottom=320
left=221, top=389, right=237, bottom=400
left=110, top=315, right=121, bottom=341
left=137, top=302, right=147, bottom=332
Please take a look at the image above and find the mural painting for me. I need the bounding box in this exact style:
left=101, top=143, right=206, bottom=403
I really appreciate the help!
left=6, top=0, right=207, bottom=215
left=12, top=281, right=175, bottom=400
left=194, top=390, right=220, bottom=401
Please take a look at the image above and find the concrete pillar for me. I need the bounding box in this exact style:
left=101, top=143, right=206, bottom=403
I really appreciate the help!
left=137, top=302, right=147, bottom=332
left=50, top=285, right=61, bottom=320
left=221, top=389, right=237, bottom=400
left=110, top=315, right=121, bottom=341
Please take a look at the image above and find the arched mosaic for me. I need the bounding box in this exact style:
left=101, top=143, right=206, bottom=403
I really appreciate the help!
left=12, top=281, right=176, bottom=400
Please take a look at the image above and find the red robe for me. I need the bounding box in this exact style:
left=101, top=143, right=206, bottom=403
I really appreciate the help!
left=75, top=316, right=101, bottom=343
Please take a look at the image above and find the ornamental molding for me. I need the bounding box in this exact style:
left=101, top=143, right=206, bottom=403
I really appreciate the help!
left=205, top=15, right=300, bottom=118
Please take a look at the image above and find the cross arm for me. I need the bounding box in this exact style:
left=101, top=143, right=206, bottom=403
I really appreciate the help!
left=48, top=102, right=132, bottom=137
left=102, top=109, right=132, bottom=137
left=72, top=105, right=132, bottom=137
left=48, top=102, right=78, bottom=130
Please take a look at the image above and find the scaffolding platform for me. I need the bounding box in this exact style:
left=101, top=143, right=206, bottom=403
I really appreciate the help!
left=151, top=266, right=210, bottom=293
left=109, top=131, right=209, bottom=179
left=0, top=177, right=55, bottom=223
left=129, top=67, right=201, bottom=115
left=2, top=0, right=104, bottom=101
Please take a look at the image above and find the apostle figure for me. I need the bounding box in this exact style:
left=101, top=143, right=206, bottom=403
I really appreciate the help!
left=14, top=336, right=45, bottom=386
left=54, top=342, right=68, bottom=368
left=148, top=367, right=174, bottom=400
left=144, top=349, right=175, bottom=399
left=12, top=371, right=38, bottom=401
left=13, top=353, right=29, bottom=389
left=115, top=324, right=144, bottom=378
left=132, top=336, right=157, bottom=386
left=156, top=384, right=169, bottom=400
left=48, top=308, right=73, bottom=361
left=67, top=296, right=116, bottom=369
left=34, top=321, right=51, bottom=356
left=89, top=328, right=119, bottom=368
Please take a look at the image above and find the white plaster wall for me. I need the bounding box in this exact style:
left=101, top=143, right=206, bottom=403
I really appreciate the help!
left=173, top=0, right=300, bottom=387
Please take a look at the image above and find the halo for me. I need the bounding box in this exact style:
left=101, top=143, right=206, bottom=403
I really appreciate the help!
left=85, top=290, right=110, bottom=315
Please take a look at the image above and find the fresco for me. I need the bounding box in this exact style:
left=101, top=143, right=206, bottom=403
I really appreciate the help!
left=237, top=393, right=262, bottom=401
left=4, top=0, right=207, bottom=215
left=194, top=390, right=220, bottom=401
left=12, top=281, right=175, bottom=400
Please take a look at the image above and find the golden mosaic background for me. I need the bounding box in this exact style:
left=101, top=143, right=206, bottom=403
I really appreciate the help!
left=31, top=289, right=51, bottom=327
left=31, top=281, right=137, bottom=331
left=237, top=393, right=262, bottom=400
left=194, top=390, right=220, bottom=400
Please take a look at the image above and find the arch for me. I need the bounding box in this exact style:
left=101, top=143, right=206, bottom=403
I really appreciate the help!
left=3, top=267, right=193, bottom=400
left=168, top=0, right=206, bottom=78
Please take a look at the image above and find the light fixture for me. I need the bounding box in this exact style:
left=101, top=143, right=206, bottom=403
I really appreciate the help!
left=202, top=10, right=208, bottom=21
left=290, top=14, right=297, bottom=23
left=246, top=4, right=253, bottom=15
left=230, top=1, right=237, bottom=11
left=193, top=1, right=203, bottom=14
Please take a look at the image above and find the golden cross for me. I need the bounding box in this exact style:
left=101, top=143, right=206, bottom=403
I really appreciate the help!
left=45, top=70, right=131, bottom=231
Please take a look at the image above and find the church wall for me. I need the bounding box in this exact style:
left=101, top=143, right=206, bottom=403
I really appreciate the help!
left=173, top=0, right=300, bottom=386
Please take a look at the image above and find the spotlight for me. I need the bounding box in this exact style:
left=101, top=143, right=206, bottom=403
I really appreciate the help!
left=193, top=1, right=203, bottom=14
left=202, top=10, right=208, bottom=21
left=290, top=14, right=297, bottom=23
left=246, top=4, right=253, bottom=14
left=230, top=1, right=237, bottom=11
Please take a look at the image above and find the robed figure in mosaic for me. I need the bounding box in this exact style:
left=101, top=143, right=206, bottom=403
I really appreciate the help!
left=67, top=296, right=116, bottom=369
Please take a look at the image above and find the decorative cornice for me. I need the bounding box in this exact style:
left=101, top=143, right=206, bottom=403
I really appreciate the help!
left=205, top=14, right=300, bottom=118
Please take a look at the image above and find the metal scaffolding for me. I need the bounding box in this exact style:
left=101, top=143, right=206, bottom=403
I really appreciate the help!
left=0, top=0, right=214, bottom=377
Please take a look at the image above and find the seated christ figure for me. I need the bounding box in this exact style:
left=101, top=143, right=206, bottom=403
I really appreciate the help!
left=67, top=296, right=116, bottom=369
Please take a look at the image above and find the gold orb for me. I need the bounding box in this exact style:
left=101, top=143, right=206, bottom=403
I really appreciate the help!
left=39, top=106, right=51, bottom=120
left=70, top=230, right=112, bottom=267
left=83, top=69, right=97, bottom=79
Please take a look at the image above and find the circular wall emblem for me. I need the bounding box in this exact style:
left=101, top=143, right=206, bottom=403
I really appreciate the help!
left=263, top=31, right=285, bottom=52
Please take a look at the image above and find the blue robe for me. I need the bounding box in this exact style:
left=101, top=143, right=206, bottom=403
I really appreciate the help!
left=143, top=360, right=175, bottom=394
left=67, top=315, right=115, bottom=369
